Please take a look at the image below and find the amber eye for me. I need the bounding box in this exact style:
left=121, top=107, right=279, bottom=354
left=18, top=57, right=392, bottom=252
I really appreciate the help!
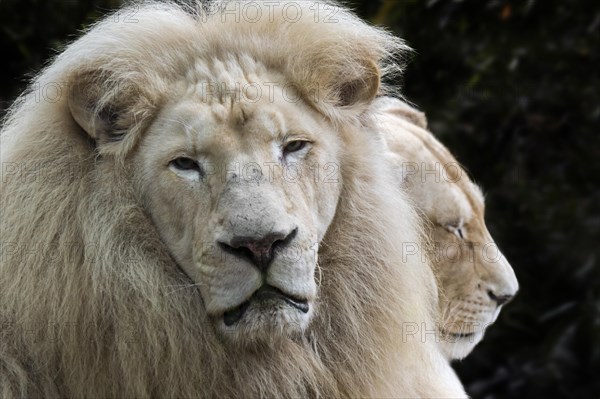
left=283, top=140, right=308, bottom=154
left=170, top=157, right=201, bottom=172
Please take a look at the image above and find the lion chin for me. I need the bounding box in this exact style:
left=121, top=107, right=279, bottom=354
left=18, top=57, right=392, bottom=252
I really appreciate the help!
left=0, top=2, right=467, bottom=398
left=216, top=284, right=312, bottom=343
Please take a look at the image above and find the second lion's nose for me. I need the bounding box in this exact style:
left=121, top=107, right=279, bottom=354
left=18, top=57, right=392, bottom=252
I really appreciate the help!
left=487, top=289, right=515, bottom=306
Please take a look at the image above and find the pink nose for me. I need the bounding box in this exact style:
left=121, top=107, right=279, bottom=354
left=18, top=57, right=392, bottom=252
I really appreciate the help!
left=218, top=228, right=298, bottom=272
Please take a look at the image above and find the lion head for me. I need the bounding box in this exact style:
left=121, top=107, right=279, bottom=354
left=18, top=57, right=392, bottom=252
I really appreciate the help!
left=375, top=97, right=519, bottom=360
left=96, top=60, right=347, bottom=345
left=0, top=2, right=466, bottom=397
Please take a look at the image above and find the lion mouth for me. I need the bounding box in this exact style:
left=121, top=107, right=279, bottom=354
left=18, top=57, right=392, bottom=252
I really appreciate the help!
left=440, top=329, right=477, bottom=339
left=223, top=285, right=309, bottom=326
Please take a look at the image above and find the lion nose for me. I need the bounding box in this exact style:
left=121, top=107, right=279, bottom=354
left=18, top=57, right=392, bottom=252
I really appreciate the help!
left=487, top=289, right=515, bottom=306
left=219, top=227, right=298, bottom=272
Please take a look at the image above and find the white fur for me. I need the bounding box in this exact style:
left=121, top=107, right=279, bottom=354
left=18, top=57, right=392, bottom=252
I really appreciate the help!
left=0, top=2, right=466, bottom=397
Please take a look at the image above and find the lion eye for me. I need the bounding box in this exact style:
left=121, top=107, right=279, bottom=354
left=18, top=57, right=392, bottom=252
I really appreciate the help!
left=455, top=228, right=464, bottom=240
left=445, top=222, right=465, bottom=240
left=283, top=140, right=308, bottom=154
left=170, top=157, right=201, bottom=172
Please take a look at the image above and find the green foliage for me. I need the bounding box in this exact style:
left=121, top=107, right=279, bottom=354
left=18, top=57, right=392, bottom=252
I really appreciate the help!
left=0, top=0, right=598, bottom=397
left=0, top=0, right=121, bottom=106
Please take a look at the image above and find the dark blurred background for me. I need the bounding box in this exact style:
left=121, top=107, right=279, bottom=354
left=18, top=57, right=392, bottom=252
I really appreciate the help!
left=1, top=1, right=598, bottom=398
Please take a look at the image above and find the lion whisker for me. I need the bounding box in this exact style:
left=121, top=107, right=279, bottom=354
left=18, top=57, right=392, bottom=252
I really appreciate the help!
left=166, top=283, right=203, bottom=295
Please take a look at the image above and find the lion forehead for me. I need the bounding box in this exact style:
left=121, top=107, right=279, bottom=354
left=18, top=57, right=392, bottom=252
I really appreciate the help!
left=180, top=54, right=279, bottom=106
left=379, top=116, right=475, bottom=225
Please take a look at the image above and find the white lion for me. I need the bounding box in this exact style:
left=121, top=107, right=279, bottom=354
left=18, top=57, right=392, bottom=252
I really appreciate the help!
left=374, top=96, right=519, bottom=360
left=0, top=1, right=466, bottom=398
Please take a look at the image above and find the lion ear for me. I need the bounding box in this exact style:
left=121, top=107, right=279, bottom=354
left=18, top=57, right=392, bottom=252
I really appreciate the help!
left=68, top=73, right=154, bottom=150
left=295, top=58, right=381, bottom=117
left=374, top=97, right=428, bottom=129
left=333, top=59, right=381, bottom=108
left=69, top=78, right=118, bottom=143
left=392, top=105, right=428, bottom=129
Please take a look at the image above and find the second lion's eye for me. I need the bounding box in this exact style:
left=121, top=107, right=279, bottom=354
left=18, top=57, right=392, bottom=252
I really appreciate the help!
left=444, top=221, right=466, bottom=240
left=170, top=157, right=201, bottom=172
left=283, top=140, right=309, bottom=154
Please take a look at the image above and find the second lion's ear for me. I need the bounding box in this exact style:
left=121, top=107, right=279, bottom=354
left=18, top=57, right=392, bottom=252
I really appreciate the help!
left=372, top=97, right=428, bottom=129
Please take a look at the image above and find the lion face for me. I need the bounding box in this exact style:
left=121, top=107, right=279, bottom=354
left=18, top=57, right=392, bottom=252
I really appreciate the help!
left=131, top=74, right=341, bottom=344
left=376, top=97, right=519, bottom=359
left=426, top=182, right=518, bottom=359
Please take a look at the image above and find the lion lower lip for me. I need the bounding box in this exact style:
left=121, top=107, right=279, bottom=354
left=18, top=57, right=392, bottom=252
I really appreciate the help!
left=253, top=285, right=309, bottom=313
left=441, top=329, right=477, bottom=339
left=223, top=301, right=250, bottom=326
left=451, top=333, right=475, bottom=338
left=222, top=285, right=309, bottom=326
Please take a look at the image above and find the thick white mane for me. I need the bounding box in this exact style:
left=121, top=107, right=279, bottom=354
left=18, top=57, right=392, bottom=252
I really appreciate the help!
left=0, top=2, right=465, bottom=397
